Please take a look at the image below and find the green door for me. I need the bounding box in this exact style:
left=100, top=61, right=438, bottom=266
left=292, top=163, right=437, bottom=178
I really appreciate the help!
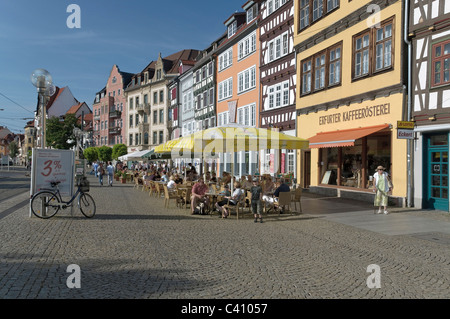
left=425, top=134, right=449, bottom=211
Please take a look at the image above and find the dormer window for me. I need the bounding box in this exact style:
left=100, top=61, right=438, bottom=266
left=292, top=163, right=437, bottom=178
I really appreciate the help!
left=246, top=4, right=258, bottom=23
left=157, top=69, right=162, bottom=80
left=228, top=21, right=237, bottom=38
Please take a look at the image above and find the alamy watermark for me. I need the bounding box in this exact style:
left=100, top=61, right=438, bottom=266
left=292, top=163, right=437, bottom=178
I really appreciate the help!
left=366, top=4, right=381, bottom=29
left=66, top=4, right=81, bottom=29
left=66, top=264, right=81, bottom=289
left=366, top=264, right=381, bottom=289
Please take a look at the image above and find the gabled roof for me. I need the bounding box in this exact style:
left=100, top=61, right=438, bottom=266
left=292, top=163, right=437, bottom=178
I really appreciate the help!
left=66, top=102, right=84, bottom=115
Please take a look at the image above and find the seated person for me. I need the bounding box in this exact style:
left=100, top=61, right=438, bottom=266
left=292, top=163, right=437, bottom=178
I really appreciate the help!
left=210, top=172, right=218, bottom=184
left=174, top=174, right=183, bottom=184
left=167, top=176, right=177, bottom=191
left=215, top=182, right=244, bottom=218
left=191, top=178, right=210, bottom=215
left=262, top=176, right=275, bottom=203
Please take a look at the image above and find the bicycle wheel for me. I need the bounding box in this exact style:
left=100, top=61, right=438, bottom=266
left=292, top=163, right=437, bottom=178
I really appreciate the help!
left=79, top=193, right=96, bottom=218
left=31, top=191, right=60, bottom=219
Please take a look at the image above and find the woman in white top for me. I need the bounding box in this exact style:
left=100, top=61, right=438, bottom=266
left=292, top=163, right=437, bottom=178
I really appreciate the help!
left=373, top=165, right=392, bottom=214
left=167, top=176, right=177, bottom=191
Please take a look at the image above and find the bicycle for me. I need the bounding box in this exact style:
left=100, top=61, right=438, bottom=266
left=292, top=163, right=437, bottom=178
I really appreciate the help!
left=31, top=178, right=96, bottom=219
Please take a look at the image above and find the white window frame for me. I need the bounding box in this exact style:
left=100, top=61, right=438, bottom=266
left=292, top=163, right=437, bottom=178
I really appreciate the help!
left=219, top=48, right=233, bottom=71
left=238, top=31, right=257, bottom=61
left=267, top=80, right=290, bottom=110
left=228, top=21, right=237, bottom=38
left=218, top=77, right=233, bottom=101
left=238, top=66, right=256, bottom=94
left=267, top=31, right=289, bottom=63
left=237, top=103, right=256, bottom=127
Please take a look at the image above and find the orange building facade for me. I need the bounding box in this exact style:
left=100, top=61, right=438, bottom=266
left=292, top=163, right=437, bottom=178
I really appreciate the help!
left=215, top=2, right=261, bottom=177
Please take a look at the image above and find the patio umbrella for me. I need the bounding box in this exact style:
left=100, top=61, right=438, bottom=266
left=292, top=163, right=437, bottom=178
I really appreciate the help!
left=165, top=124, right=309, bottom=157
left=157, top=124, right=309, bottom=192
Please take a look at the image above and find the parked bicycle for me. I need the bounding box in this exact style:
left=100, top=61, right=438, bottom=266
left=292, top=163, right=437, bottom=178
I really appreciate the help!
left=31, top=177, right=96, bottom=219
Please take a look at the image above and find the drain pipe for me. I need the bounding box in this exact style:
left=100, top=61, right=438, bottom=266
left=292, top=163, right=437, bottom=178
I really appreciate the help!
left=404, top=0, right=413, bottom=208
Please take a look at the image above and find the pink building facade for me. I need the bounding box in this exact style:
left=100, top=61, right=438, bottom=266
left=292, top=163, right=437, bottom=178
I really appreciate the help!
left=93, top=65, right=133, bottom=147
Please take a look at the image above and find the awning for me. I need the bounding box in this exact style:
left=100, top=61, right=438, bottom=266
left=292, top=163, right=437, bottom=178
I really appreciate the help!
left=308, top=124, right=390, bottom=149
left=118, top=150, right=151, bottom=160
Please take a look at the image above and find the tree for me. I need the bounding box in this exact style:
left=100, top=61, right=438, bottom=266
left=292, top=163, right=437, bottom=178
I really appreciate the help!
left=8, top=141, right=19, bottom=159
left=46, top=113, right=80, bottom=149
left=97, top=146, right=112, bottom=162
left=83, top=147, right=99, bottom=163
left=112, top=144, right=127, bottom=160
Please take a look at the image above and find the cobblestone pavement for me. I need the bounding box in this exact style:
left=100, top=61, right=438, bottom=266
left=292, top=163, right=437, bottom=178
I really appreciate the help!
left=0, top=174, right=449, bottom=300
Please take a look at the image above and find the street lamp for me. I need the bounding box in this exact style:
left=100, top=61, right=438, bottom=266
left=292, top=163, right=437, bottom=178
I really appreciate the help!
left=30, top=69, right=55, bottom=148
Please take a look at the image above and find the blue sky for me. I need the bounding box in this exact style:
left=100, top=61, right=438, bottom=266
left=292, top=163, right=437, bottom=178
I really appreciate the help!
left=0, top=0, right=246, bottom=133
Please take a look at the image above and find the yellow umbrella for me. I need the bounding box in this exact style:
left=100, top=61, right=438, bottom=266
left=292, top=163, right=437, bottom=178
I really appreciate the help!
left=168, top=124, right=309, bottom=157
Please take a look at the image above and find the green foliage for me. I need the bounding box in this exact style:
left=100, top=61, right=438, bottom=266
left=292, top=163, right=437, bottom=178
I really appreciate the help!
left=112, top=143, right=127, bottom=160
left=8, top=141, right=19, bottom=158
left=97, top=145, right=112, bottom=162
left=46, top=113, right=80, bottom=149
left=83, top=147, right=99, bottom=163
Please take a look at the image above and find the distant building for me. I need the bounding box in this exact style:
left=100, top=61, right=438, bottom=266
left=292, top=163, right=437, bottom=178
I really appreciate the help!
left=125, top=49, right=200, bottom=153
left=92, top=65, right=133, bottom=147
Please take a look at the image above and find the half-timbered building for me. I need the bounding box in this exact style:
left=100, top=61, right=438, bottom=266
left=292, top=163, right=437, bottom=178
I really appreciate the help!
left=256, top=0, right=297, bottom=176
left=410, top=0, right=450, bottom=211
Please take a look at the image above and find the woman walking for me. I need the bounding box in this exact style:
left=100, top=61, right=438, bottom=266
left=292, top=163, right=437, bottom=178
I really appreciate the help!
left=373, top=166, right=393, bottom=214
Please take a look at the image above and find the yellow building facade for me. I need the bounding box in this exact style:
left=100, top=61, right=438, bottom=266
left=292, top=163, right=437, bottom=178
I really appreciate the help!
left=294, top=0, right=407, bottom=204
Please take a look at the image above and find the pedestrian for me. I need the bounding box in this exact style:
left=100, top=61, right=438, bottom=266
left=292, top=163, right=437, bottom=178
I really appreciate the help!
left=93, top=161, right=99, bottom=177
left=250, top=179, right=263, bottom=223
left=106, top=161, right=114, bottom=187
left=98, top=163, right=104, bottom=186
left=373, top=165, right=393, bottom=214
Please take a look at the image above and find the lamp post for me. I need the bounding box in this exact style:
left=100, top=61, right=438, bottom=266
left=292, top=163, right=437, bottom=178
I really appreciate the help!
left=30, top=69, right=55, bottom=149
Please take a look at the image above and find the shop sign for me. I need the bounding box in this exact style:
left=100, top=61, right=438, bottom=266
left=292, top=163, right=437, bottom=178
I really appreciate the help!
left=319, top=103, right=391, bottom=125
left=397, top=129, right=414, bottom=140
left=397, top=121, right=414, bottom=129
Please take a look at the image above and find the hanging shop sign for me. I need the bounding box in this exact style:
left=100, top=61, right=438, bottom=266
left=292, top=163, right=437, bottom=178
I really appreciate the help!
left=397, top=129, right=415, bottom=140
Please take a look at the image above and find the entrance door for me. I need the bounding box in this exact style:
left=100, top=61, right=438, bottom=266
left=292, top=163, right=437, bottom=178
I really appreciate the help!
left=425, top=134, right=449, bottom=211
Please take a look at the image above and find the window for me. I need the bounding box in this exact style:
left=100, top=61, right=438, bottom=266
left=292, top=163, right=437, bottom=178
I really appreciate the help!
left=153, top=111, right=157, bottom=124
left=298, top=0, right=339, bottom=31
left=153, top=92, right=157, bottom=104
left=129, top=134, right=133, bottom=146
left=153, top=132, right=157, bottom=145
left=329, top=46, right=341, bottom=86
left=238, top=66, right=256, bottom=93
left=246, top=3, right=258, bottom=23
left=431, top=40, right=450, bottom=87
left=219, top=48, right=233, bottom=71
left=160, top=109, right=164, bottom=124
left=238, top=31, right=257, bottom=60
left=129, top=98, right=133, bottom=109
left=353, top=18, right=394, bottom=80
left=159, top=90, right=164, bottom=103
left=159, top=131, right=164, bottom=144
left=237, top=103, right=256, bottom=126
left=129, top=116, right=133, bottom=128
left=268, top=0, right=287, bottom=15
left=301, top=42, right=342, bottom=95
left=228, top=21, right=237, bottom=38
left=218, top=77, right=233, bottom=101
left=267, top=31, right=289, bottom=63
left=268, top=80, right=290, bottom=109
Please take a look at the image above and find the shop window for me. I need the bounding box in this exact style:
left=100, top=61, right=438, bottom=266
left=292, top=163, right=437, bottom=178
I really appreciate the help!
left=319, top=133, right=391, bottom=189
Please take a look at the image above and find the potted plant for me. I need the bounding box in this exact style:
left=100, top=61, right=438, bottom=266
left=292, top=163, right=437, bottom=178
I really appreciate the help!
left=121, top=172, right=127, bottom=184
left=114, top=171, right=121, bottom=181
